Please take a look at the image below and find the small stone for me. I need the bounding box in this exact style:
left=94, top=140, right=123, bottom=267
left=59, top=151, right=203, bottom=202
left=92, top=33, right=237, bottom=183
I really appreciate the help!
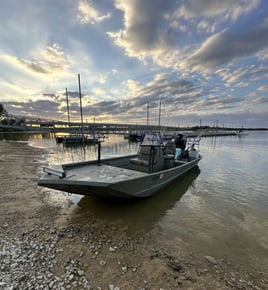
left=49, top=281, right=55, bottom=288
left=109, top=286, right=120, bottom=290
left=168, top=260, right=182, bottom=272
left=77, top=270, right=84, bottom=276
left=205, top=255, right=217, bottom=265
left=122, top=266, right=127, bottom=272
left=68, top=274, right=74, bottom=281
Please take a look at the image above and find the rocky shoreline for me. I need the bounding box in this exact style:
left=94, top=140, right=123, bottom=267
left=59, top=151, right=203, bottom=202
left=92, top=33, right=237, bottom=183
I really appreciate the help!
left=1, top=220, right=267, bottom=290
left=0, top=141, right=267, bottom=289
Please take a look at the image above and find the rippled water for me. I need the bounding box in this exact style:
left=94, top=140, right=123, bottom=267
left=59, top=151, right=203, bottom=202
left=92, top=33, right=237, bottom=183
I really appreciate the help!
left=3, top=131, right=268, bottom=268
left=154, top=132, right=268, bottom=268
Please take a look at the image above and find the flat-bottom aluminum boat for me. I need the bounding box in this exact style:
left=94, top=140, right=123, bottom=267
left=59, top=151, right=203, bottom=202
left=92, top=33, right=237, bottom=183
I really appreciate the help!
left=38, top=135, right=202, bottom=198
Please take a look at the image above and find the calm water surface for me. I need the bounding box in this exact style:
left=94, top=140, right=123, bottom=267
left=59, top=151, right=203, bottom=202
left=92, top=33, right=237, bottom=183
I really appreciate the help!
left=154, top=132, right=268, bottom=268
left=3, top=131, right=268, bottom=268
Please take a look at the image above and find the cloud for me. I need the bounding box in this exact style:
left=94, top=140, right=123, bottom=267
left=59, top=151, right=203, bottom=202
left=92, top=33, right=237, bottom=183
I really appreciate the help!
left=108, top=0, right=178, bottom=59
left=189, top=93, right=244, bottom=113
left=257, top=85, right=268, bottom=92
left=108, top=0, right=262, bottom=71
left=257, top=48, right=268, bottom=61
left=215, top=64, right=268, bottom=85
left=122, top=73, right=201, bottom=108
left=251, top=96, right=268, bottom=105
left=4, top=100, right=60, bottom=118
left=184, top=19, right=268, bottom=70
left=173, top=0, right=260, bottom=20
left=3, top=71, right=204, bottom=123
left=0, top=0, right=267, bottom=128
left=1, top=44, right=69, bottom=75
left=77, top=0, right=110, bottom=24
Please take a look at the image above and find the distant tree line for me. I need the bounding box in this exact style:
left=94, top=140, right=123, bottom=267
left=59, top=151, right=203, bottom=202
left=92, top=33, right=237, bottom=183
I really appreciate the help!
left=189, top=125, right=267, bottom=131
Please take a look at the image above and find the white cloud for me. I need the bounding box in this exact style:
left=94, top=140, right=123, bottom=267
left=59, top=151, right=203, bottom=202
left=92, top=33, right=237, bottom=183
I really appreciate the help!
left=225, top=65, right=268, bottom=85
left=0, top=44, right=69, bottom=75
left=108, top=0, right=265, bottom=74
left=197, top=20, right=217, bottom=33
left=257, top=48, right=268, bottom=61
left=257, top=85, right=268, bottom=92
left=171, top=0, right=260, bottom=21
left=183, top=19, right=268, bottom=71
left=108, top=0, right=179, bottom=60
left=77, top=0, right=110, bottom=24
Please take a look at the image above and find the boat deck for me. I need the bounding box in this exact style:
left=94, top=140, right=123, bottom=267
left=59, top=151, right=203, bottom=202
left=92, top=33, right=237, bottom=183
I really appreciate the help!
left=64, top=164, right=148, bottom=183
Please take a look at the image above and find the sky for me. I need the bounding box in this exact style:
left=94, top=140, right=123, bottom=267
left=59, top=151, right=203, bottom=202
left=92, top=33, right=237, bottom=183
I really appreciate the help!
left=0, top=0, right=268, bottom=128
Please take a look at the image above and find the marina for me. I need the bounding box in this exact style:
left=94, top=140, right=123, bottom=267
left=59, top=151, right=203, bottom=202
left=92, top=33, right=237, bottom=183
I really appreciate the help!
left=1, top=1, right=267, bottom=288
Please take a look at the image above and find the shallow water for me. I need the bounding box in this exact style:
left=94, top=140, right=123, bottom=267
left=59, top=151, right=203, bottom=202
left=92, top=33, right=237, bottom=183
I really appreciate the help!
left=153, top=132, right=268, bottom=268
left=2, top=131, right=268, bottom=269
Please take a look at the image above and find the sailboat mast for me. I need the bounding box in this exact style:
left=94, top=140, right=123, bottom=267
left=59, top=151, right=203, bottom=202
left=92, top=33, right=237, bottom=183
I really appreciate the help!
left=65, top=88, right=70, bottom=124
left=147, top=102, right=149, bottom=129
left=78, top=74, right=84, bottom=137
left=158, top=100, right=161, bottom=134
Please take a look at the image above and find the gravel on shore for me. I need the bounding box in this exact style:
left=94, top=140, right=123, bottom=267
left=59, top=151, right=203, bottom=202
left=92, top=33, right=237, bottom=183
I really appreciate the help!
left=1, top=220, right=267, bottom=290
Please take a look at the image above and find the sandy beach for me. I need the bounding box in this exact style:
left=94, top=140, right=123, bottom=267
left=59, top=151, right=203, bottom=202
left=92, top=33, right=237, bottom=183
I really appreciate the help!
left=0, top=140, right=267, bottom=289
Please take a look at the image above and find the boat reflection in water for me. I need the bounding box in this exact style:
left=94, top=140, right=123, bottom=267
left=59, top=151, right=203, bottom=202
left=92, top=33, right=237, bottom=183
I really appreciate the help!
left=69, top=167, right=200, bottom=235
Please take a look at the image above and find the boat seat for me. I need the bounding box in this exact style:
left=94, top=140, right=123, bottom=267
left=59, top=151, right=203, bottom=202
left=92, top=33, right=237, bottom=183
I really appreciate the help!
left=163, top=141, right=176, bottom=160
left=129, top=145, right=156, bottom=167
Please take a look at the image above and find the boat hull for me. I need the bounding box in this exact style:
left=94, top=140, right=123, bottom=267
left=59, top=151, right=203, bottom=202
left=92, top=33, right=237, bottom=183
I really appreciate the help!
left=38, top=155, right=202, bottom=198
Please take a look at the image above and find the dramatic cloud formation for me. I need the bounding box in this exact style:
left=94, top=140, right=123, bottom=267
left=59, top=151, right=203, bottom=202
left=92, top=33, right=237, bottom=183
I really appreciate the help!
left=0, top=0, right=267, bottom=127
left=186, top=19, right=268, bottom=70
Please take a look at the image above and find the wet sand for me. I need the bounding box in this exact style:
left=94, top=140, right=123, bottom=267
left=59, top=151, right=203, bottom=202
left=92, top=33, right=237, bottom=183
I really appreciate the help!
left=0, top=141, right=267, bottom=289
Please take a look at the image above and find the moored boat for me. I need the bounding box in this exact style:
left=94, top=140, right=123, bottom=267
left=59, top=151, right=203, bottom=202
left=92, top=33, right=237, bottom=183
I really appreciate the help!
left=56, top=135, right=99, bottom=145
left=38, top=134, right=202, bottom=198
left=236, top=130, right=248, bottom=136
